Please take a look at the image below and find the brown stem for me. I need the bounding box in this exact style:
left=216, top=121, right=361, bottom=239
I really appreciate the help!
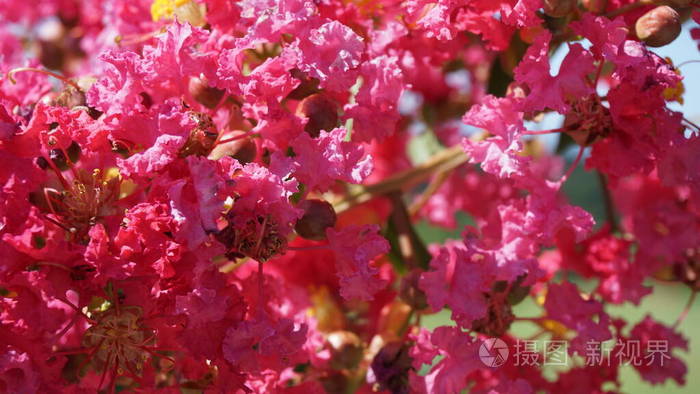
left=673, top=290, right=697, bottom=329
left=522, top=128, right=567, bottom=136
left=560, top=145, right=585, bottom=183
left=605, top=0, right=655, bottom=19
left=333, top=145, right=468, bottom=213
left=409, top=169, right=451, bottom=218
left=7, top=67, right=81, bottom=91
left=597, top=172, right=619, bottom=232
left=387, top=191, right=430, bottom=271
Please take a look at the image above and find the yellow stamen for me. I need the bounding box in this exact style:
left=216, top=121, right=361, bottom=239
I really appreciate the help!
left=151, top=0, right=207, bottom=26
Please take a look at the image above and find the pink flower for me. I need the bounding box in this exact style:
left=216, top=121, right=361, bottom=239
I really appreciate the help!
left=294, top=21, right=364, bottom=91
left=499, top=0, right=542, bottom=28
left=544, top=282, right=612, bottom=354
left=175, top=270, right=246, bottom=360
left=289, top=127, right=372, bottom=191
left=423, top=326, right=482, bottom=393
left=570, top=14, right=628, bottom=61
left=326, top=224, right=389, bottom=300
left=461, top=96, right=528, bottom=178
left=343, top=55, right=404, bottom=142
left=419, top=241, right=493, bottom=329
left=627, top=316, right=688, bottom=385
left=514, top=31, right=596, bottom=113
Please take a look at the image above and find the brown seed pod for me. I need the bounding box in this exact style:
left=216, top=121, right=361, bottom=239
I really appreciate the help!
left=189, top=76, right=225, bottom=109
left=208, top=130, right=257, bottom=163
left=369, top=341, right=412, bottom=394
left=296, top=94, right=339, bottom=138
left=294, top=199, right=337, bottom=240
left=635, top=6, right=681, bottom=48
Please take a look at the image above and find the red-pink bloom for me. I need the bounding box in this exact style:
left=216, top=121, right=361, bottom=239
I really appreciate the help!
left=544, top=282, right=612, bottom=354
left=498, top=0, right=542, bottom=28
left=293, top=21, right=364, bottom=91
left=175, top=270, right=246, bottom=360
left=326, top=224, right=389, bottom=300
left=113, top=202, right=183, bottom=279
left=570, top=14, right=628, bottom=61
left=289, top=127, right=373, bottom=191
left=628, top=315, right=688, bottom=385
left=420, top=241, right=494, bottom=329
left=343, top=55, right=404, bottom=142
left=514, top=31, right=596, bottom=113
left=462, top=96, right=528, bottom=178
left=421, top=326, right=482, bottom=393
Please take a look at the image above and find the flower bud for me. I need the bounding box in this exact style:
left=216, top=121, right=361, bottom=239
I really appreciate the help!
left=635, top=6, right=681, bottom=48
left=543, top=0, right=576, bottom=18
left=582, top=0, right=607, bottom=14
left=369, top=341, right=412, bottom=394
left=208, top=130, right=257, bottom=163
left=296, top=94, right=338, bottom=138
left=294, top=199, right=337, bottom=240
left=189, top=76, right=225, bottom=109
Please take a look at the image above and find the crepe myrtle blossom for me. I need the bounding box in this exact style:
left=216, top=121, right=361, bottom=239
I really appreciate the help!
left=1, top=0, right=700, bottom=392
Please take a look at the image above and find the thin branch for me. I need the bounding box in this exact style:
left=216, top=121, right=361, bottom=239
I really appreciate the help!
left=673, top=290, right=697, bottom=329
left=333, top=145, right=468, bottom=213
left=605, top=0, right=655, bottom=18
left=598, top=172, right=619, bottom=232
left=7, top=67, right=81, bottom=91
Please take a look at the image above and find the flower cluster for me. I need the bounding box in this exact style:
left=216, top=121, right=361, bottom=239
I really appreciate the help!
left=1, top=0, right=699, bottom=392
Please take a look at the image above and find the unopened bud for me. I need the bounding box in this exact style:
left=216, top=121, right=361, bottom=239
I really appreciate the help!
left=209, top=130, right=257, bottom=162
left=189, top=76, right=225, bottom=109
left=294, top=199, right=337, bottom=240
left=582, top=0, right=607, bottom=14
left=369, top=342, right=412, bottom=394
left=296, top=94, right=338, bottom=138
left=635, top=6, right=681, bottom=48
left=543, top=0, right=576, bottom=18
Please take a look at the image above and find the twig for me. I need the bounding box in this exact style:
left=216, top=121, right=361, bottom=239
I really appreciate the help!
left=598, top=172, right=619, bottom=232
left=605, top=0, right=655, bottom=19
left=333, top=145, right=468, bottom=213
left=673, top=290, right=697, bottom=329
